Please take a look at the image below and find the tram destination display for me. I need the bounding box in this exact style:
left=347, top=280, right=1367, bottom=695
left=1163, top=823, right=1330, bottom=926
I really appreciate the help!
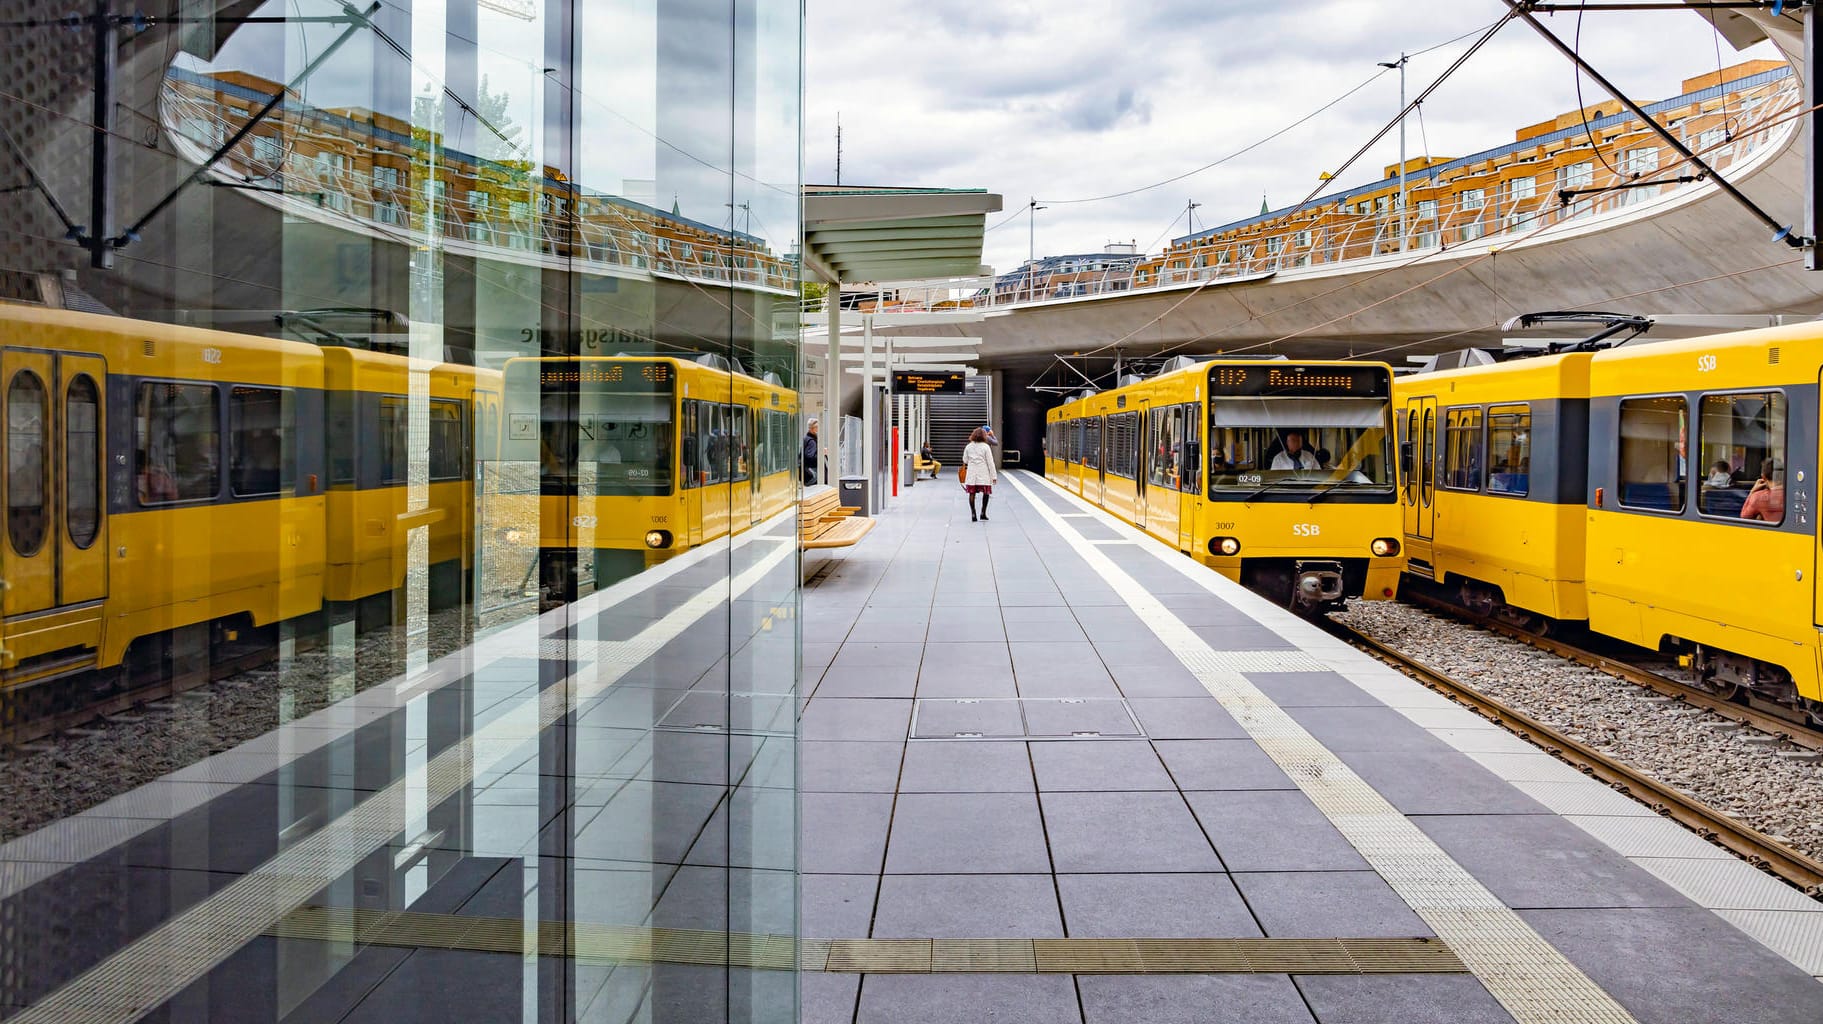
left=1208, top=363, right=1389, bottom=398
left=891, top=370, right=967, bottom=395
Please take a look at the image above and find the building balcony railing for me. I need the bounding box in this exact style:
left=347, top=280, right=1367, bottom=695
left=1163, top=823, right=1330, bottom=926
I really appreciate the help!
left=972, top=72, right=1798, bottom=311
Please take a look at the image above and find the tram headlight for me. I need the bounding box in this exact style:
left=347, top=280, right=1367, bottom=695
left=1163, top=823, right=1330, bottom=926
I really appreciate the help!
left=1370, top=537, right=1400, bottom=557
left=645, top=530, right=673, bottom=549
left=1209, top=536, right=1242, bottom=557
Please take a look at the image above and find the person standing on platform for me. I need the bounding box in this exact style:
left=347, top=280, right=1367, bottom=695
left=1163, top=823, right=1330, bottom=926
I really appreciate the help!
left=802, top=418, right=819, bottom=486
left=962, top=426, right=998, bottom=521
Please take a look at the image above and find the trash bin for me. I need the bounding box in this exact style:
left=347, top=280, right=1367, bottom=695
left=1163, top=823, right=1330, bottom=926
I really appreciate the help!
left=900, top=451, right=914, bottom=488
left=839, top=475, right=871, bottom=517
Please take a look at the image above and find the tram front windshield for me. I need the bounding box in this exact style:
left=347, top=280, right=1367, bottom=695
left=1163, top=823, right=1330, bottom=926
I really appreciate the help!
left=1207, top=397, right=1394, bottom=495
left=515, top=362, right=675, bottom=495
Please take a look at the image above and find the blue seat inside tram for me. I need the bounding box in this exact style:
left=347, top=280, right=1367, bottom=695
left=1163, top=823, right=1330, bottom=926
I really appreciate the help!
left=1620, top=482, right=1679, bottom=510
left=1699, top=487, right=1751, bottom=518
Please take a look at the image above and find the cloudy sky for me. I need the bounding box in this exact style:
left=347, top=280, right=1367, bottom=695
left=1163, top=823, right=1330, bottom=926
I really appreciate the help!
left=806, top=1, right=1780, bottom=276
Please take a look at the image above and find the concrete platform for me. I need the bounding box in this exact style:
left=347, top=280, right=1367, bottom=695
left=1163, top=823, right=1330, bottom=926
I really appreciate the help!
left=799, top=471, right=1823, bottom=1024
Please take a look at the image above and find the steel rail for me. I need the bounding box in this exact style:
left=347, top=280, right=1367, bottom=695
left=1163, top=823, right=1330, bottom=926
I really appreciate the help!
left=1402, top=591, right=1823, bottom=753
left=1324, top=617, right=1823, bottom=894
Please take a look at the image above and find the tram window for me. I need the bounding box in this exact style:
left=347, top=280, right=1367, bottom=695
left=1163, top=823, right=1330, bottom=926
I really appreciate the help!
left=1149, top=407, right=1183, bottom=488
left=1617, top=396, right=1687, bottom=513
left=378, top=396, right=409, bottom=485
left=7, top=370, right=45, bottom=554
left=592, top=392, right=672, bottom=495
left=326, top=392, right=356, bottom=485
left=1083, top=416, right=1102, bottom=471
left=1485, top=404, right=1530, bottom=496
left=229, top=386, right=295, bottom=497
left=1180, top=405, right=1201, bottom=493
left=136, top=382, right=220, bottom=505
left=1403, top=410, right=1417, bottom=501
left=66, top=375, right=99, bottom=548
left=694, top=403, right=731, bottom=486
left=428, top=400, right=466, bottom=482
left=1696, top=391, right=1784, bottom=523
left=1442, top=407, right=1482, bottom=491
left=729, top=405, right=751, bottom=483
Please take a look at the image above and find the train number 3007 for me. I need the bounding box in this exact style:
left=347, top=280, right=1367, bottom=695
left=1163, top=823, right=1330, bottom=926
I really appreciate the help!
left=1292, top=523, right=1321, bottom=537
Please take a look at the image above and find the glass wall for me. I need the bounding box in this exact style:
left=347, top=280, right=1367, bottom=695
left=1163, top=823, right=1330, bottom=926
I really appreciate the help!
left=0, top=1, right=801, bottom=1021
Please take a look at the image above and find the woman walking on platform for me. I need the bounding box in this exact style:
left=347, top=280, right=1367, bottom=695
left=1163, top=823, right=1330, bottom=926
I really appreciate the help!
left=962, top=427, right=998, bottom=521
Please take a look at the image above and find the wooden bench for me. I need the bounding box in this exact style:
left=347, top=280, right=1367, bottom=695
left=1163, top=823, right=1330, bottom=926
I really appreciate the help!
left=913, top=455, right=942, bottom=479
left=800, top=485, right=875, bottom=549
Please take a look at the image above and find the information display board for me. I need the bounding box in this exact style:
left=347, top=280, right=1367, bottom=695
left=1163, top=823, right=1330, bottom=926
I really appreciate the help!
left=1207, top=363, right=1389, bottom=398
left=890, top=370, right=967, bottom=395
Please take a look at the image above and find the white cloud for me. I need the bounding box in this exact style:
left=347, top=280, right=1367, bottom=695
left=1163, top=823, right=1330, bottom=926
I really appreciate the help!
left=807, top=1, right=1782, bottom=274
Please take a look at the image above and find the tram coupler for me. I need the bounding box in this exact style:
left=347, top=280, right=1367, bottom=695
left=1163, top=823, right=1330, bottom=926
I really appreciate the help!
left=1291, top=560, right=1346, bottom=612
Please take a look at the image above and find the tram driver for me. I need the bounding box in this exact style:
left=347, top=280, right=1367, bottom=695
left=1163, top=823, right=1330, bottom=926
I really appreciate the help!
left=1271, top=431, right=1320, bottom=471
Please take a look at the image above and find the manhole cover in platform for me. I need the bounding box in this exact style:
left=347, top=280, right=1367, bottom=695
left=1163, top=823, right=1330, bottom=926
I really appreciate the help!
left=909, top=698, right=1143, bottom=739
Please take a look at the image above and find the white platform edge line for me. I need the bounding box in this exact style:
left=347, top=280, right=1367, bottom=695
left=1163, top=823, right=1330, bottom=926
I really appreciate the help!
left=1005, top=472, right=1639, bottom=1024
left=1017, top=470, right=1823, bottom=979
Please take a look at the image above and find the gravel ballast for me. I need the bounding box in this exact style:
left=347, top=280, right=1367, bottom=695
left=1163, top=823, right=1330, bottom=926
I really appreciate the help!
left=1334, top=599, right=1823, bottom=868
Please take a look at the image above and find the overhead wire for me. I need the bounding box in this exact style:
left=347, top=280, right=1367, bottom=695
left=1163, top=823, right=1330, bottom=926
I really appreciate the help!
left=1129, top=82, right=1814, bottom=362
left=1065, top=14, right=1517, bottom=359
left=1033, top=19, right=1505, bottom=209
left=1572, top=4, right=1624, bottom=179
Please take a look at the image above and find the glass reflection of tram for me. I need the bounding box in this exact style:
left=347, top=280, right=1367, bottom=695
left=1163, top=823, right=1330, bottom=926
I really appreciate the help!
left=1045, top=356, right=1405, bottom=612
left=500, top=355, right=798, bottom=595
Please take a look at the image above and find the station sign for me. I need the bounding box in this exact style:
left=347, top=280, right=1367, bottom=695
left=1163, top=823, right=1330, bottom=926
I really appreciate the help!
left=891, top=370, right=967, bottom=395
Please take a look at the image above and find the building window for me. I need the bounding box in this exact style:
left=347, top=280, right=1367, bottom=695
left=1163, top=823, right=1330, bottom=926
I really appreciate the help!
left=1623, top=147, right=1660, bottom=176
left=1557, top=161, right=1594, bottom=190
left=1617, top=396, right=1687, bottom=512
left=1459, top=222, right=1485, bottom=242
left=1461, top=189, right=1485, bottom=211
left=1506, top=176, right=1536, bottom=202
left=467, top=189, right=490, bottom=211
left=251, top=135, right=281, bottom=167
left=1416, top=199, right=1437, bottom=221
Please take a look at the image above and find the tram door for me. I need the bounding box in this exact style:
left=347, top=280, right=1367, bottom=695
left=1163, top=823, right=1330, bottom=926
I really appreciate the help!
left=1401, top=396, right=1438, bottom=562
left=1, top=351, right=108, bottom=624
left=1133, top=404, right=1149, bottom=529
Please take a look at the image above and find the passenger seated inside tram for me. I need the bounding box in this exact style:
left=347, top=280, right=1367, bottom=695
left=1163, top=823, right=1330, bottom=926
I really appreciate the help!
left=1314, top=447, right=1334, bottom=470
left=137, top=449, right=178, bottom=503
left=1209, top=445, right=1231, bottom=473
left=1741, top=458, right=1784, bottom=522
left=1270, top=431, right=1320, bottom=471
left=1705, top=460, right=1733, bottom=489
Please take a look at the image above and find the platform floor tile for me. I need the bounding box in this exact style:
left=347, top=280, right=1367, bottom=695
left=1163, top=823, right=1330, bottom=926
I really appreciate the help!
left=1029, top=739, right=1176, bottom=791
left=1078, top=974, right=1314, bottom=1024
left=1039, top=790, right=1224, bottom=873
left=896, top=740, right=1034, bottom=792
left=883, top=792, right=1051, bottom=874
left=1230, top=871, right=1435, bottom=939
left=1056, top=872, right=1262, bottom=938
left=1186, top=790, right=1371, bottom=873
left=1522, top=907, right=1823, bottom=1023
left=1328, top=749, right=1550, bottom=815
left=1154, top=738, right=1298, bottom=791
left=1293, top=974, right=1517, bottom=1024
left=801, top=872, right=879, bottom=938
left=857, top=974, right=1082, bottom=1023
left=1413, top=814, right=1692, bottom=909
left=872, top=874, right=1063, bottom=938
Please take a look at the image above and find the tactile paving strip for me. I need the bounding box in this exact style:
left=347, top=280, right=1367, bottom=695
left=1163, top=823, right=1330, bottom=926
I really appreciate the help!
left=1006, top=473, right=1641, bottom=1024
left=266, top=908, right=1466, bottom=976
left=9, top=541, right=797, bottom=1024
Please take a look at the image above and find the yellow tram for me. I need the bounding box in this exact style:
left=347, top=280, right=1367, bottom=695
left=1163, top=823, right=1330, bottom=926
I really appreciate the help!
left=498, top=355, right=799, bottom=587
left=0, top=302, right=496, bottom=714
left=1046, top=357, right=1404, bottom=611
left=1398, top=323, right=1823, bottom=723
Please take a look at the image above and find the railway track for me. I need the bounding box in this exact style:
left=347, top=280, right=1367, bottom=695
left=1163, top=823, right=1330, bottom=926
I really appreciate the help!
left=1321, top=614, right=1823, bottom=894
left=1402, top=591, right=1823, bottom=753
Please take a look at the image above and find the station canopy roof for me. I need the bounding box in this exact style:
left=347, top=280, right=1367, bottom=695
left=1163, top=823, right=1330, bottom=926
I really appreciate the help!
left=802, top=186, right=1003, bottom=285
